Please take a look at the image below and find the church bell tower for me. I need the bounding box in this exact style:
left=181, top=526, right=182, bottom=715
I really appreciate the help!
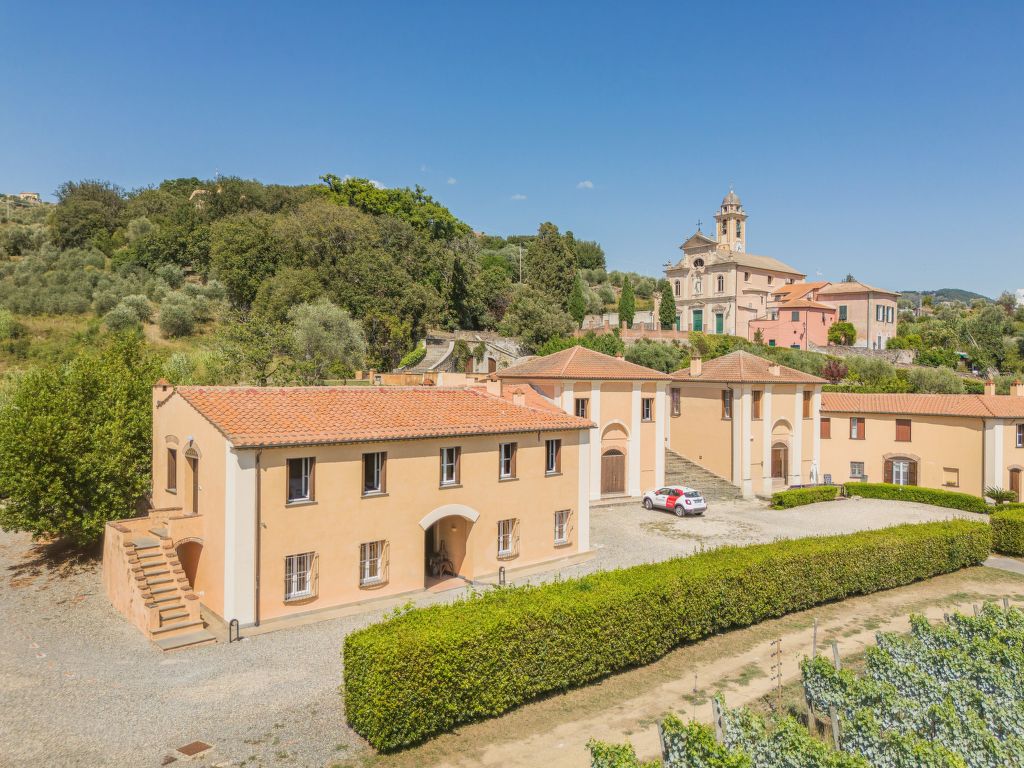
left=714, top=189, right=747, bottom=252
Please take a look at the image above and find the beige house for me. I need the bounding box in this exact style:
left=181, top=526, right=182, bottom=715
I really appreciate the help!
left=103, top=382, right=592, bottom=648
left=496, top=346, right=670, bottom=498
left=668, top=351, right=826, bottom=498
left=665, top=190, right=806, bottom=338
left=815, top=281, right=900, bottom=349
left=820, top=385, right=1024, bottom=496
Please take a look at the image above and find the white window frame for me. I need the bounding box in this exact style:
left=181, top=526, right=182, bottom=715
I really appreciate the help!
left=850, top=418, right=862, bottom=440
left=641, top=397, right=654, bottom=421
left=363, top=451, right=385, bottom=495
left=545, top=439, right=561, bottom=475
left=1017, top=424, right=1024, bottom=449
left=574, top=397, right=588, bottom=418
left=499, top=442, right=515, bottom=480
left=850, top=461, right=865, bottom=479
left=359, top=540, right=385, bottom=586
left=440, top=447, right=459, bottom=486
left=892, top=459, right=911, bottom=486
left=497, top=518, right=516, bottom=558
left=284, top=552, right=314, bottom=600
left=287, top=457, right=313, bottom=503
left=553, top=510, right=570, bottom=545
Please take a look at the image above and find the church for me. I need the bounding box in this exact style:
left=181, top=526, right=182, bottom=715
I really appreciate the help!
left=663, top=191, right=806, bottom=339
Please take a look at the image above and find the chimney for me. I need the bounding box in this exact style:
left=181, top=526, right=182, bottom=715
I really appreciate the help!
left=512, top=388, right=526, bottom=407
left=985, top=378, right=996, bottom=397
left=769, top=363, right=782, bottom=377
left=485, top=379, right=502, bottom=397
left=152, top=378, right=171, bottom=412
left=690, top=355, right=702, bottom=377
left=1013, top=379, right=1024, bottom=398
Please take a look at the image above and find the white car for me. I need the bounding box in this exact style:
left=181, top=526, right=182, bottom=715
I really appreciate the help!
left=642, top=485, right=707, bottom=517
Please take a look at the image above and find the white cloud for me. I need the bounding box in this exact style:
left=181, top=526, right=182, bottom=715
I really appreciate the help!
left=420, top=164, right=429, bottom=172
left=341, top=174, right=384, bottom=189
left=447, top=177, right=457, bottom=185
left=511, top=193, right=527, bottom=201
left=576, top=180, right=594, bottom=189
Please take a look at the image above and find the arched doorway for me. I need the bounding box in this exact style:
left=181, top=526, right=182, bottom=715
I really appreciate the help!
left=884, top=455, right=919, bottom=486
left=602, top=450, right=626, bottom=495
left=419, top=504, right=479, bottom=583
left=175, top=539, right=202, bottom=589
left=771, top=443, right=789, bottom=481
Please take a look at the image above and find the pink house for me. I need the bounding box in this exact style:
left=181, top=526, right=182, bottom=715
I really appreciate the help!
left=747, top=299, right=836, bottom=350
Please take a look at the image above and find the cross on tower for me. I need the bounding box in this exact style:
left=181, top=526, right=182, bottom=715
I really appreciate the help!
left=696, top=218, right=702, bottom=230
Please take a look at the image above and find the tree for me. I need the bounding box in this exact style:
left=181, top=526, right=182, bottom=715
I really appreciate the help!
left=618, top=276, right=636, bottom=328
left=524, top=222, right=577, bottom=306
left=568, top=273, right=587, bottom=328
left=52, top=179, right=126, bottom=251
left=752, top=328, right=765, bottom=345
left=446, top=256, right=473, bottom=330
left=821, top=359, right=849, bottom=384
left=252, top=267, right=325, bottom=324
left=362, top=311, right=413, bottom=372
left=624, top=340, right=689, bottom=373
left=209, top=210, right=280, bottom=308
left=0, top=334, right=159, bottom=544
left=536, top=331, right=624, bottom=358
left=214, top=311, right=289, bottom=386
left=573, top=239, right=606, bottom=270
left=658, top=280, right=677, bottom=329
left=158, top=294, right=198, bottom=337
left=286, top=299, right=366, bottom=384
left=498, top=284, right=575, bottom=352
left=828, top=321, right=857, bottom=346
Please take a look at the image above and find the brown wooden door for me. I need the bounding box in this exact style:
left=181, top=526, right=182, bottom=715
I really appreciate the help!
left=771, top=444, right=788, bottom=480
left=1012, top=469, right=1022, bottom=502
left=601, top=450, right=625, bottom=494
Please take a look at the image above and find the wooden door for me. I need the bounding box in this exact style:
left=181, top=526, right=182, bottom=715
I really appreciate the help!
left=771, top=444, right=788, bottom=480
left=187, top=456, right=199, bottom=514
left=1012, top=469, right=1022, bottom=502
left=601, top=451, right=625, bottom=494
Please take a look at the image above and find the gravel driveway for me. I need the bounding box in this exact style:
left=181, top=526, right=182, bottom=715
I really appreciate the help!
left=0, top=498, right=981, bottom=768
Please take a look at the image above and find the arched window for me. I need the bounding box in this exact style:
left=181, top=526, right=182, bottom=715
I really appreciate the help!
left=736, top=222, right=742, bottom=238
left=721, top=221, right=727, bottom=236
left=716, top=275, right=725, bottom=293
left=674, top=280, right=680, bottom=296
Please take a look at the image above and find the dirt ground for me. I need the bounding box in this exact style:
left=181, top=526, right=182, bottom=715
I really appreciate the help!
left=337, top=567, right=1024, bottom=768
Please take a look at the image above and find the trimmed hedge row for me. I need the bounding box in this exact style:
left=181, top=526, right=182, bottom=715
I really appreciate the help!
left=992, top=507, right=1024, bottom=555
left=771, top=485, right=840, bottom=509
left=843, top=482, right=991, bottom=513
left=343, top=520, right=990, bottom=751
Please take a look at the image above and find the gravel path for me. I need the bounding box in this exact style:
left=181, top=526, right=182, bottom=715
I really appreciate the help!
left=0, top=498, right=982, bottom=767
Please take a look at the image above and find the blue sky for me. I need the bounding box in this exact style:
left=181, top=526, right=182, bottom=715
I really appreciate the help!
left=2, top=1, right=1021, bottom=297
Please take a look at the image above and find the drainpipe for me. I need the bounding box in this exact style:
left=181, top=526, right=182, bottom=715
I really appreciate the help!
left=254, top=449, right=262, bottom=627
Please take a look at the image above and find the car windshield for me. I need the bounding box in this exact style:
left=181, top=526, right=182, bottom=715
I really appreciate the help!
left=684, top=491, right=702, bottom=499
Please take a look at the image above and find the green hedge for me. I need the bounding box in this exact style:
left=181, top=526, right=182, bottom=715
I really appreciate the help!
left=771, top=485, right=840, bottom=509
left=343, top=521, right=990, bottom=751
left=398, top=344, right=426, bottom=369
left=992, top=507, right=1024, bottom=555
left=842, top=482, right=991, bottom=513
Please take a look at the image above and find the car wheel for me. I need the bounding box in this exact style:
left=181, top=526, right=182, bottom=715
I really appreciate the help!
left=674, top=505, right=685, bottom=517
left=643, top=498, right=653, bottom=510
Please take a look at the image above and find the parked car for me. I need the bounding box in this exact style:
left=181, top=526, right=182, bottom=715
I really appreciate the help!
left=641, top=485, right=707, bottom=516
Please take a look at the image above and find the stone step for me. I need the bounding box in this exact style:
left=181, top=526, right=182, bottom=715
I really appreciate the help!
left=132, top=536, right=161, bottom=550
left=149, top=527, right=169, bottom=539
left=151, top=586, right=177, bottom=596
left=136, top=550, right=162, bottom=560
left=152, top=595, right=181, bottom=604
left=154, top=629, right=217, bottom=652
left=160, top=610, right=190, bottom=623
left=152, top=618, right=204, bottom=636
left=147, top=577, right=173, bottom=587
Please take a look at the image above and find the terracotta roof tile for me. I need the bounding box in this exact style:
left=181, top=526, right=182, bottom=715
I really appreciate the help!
left=174, top=386, right=592, bottom=448
left=778, top=299, right=836, bottom=311
left=821, top=392, right=1024, bottom=418
left=496, top=346, right=670, bottom=381
left=817, top=281, right=899, bottom=297
left=672, top=350, right=827, bottom=384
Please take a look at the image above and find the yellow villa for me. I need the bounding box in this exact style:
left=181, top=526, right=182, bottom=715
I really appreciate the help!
left=668, top=351, right=827, bottom=497
left=495, top=346, right=671, bottom=498
left=103, top=381, right=592, bottom=648
left=820, top=384, right=1024, bottom=497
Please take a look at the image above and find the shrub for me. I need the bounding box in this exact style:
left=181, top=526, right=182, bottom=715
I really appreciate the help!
left=843, top=482, right=990, bottom=513
left=398, top=345, right=426, bottom=369
left=343, top=520, right=990, bottom=751
left=991, top=507, right=1024, bottom=555
left=103, top=303, right=142, bottom=332
left=118, top=294, right=153, bottom=323
left=158, top=294, right=196, bottom=337
left=985, top=486, right=1019, bottom=505
left=770, top=485, right=840, bottom=509
left=154, top=263, right=185, bottom=289
left=586, top=740, right=659, bottom=768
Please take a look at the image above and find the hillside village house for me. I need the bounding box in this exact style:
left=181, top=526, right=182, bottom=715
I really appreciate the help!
left=495, top=346, right=670, bottom=498
left=103, top=382, right=592, bottom=648
left=664, top=190, right=807, bottom=338
left=815, top=281, right=900, bottom=350
left=668, top=351, right=827, bottom=497
left=820, top=384, right=1024, bottom=497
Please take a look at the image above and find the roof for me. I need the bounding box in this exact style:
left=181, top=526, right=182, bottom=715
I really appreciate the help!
left=173, top=385, right=592, bottom=448
left=821, top=392, right=1024, bottom=419
left=722, top=190, right=742, bottom=207
left=496, top=345, right=671, bottom=381
left=672, top=350, right=827, bottom=384
left=721, top=252, right=806, bottom=276
left=817, top=281, right=900, bottom=297
left=778, top=299, right=836, bottom=312
left=773, top=281, right=830, bottom=301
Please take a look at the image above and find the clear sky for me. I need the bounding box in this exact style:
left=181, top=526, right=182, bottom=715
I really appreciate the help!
left=2, top=1, right=1021, bottom=297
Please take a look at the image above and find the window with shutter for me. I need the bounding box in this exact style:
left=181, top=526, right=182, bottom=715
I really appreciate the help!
left=895, top=419, right=912, bottom=442
left=751, top=390, right=762, bottom=420
left=671, top=388, right=681, bottom=417
left=820, top=418, right=831, bottom=439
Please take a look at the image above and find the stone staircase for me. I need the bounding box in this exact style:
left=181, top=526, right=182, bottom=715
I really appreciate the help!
left=110, top=522, right=216, bottom=651
left=665, top=449, right=744, bottom=502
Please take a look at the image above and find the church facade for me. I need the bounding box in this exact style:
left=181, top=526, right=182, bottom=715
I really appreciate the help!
left=664, top=191, right=806, bottom=339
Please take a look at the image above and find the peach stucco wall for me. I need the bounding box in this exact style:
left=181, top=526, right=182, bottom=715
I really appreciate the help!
left=819, top=291, right=898, bottom=349
left=748, top=309, right=834, bottom=350
left=820, top=412, right=984, bottom=493
left=254, top=430, right=584, bottom=622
